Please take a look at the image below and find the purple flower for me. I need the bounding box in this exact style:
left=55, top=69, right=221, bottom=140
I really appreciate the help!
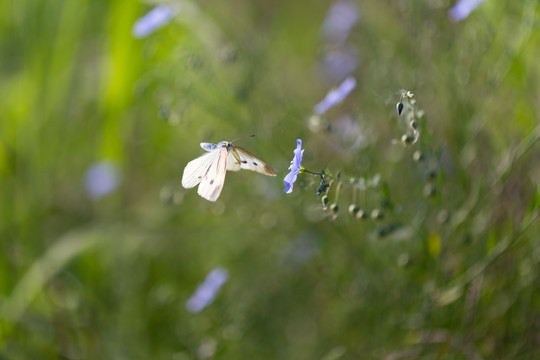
left=84, top=160, right=121, bottom=199
left=314, top=76, right=356, bottom=115
left=321, top=1, right=360, bottom=45
left=284, top=139, right=304, bottom=194
left=280, top=231, right=320, bottom=269
left=132, top=5, right=179, bottom=39
left=448, top=0, right=488, bottom=22
left=185, top=267, right=229, bottom=314
left=319, top=47, right=359, bottom=85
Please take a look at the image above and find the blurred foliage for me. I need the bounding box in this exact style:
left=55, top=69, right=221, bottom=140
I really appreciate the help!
left=1, top=0, right=540, bottom=359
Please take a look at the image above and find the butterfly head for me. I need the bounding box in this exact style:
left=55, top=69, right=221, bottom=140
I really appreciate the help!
left=217, top=141, right=234, bottom=151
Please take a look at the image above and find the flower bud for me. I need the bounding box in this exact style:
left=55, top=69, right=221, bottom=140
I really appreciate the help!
left=396, top=102, right=404, bottom=116
left=330, top=203, right=339, bottom=214
left=348, top=204, right=360, bottom=216
left=317, top=182, right=329, bottom=197
left=409, top=119, right=418, bottom=129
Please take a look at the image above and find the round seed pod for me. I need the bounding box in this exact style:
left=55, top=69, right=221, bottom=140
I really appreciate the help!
left=348, top=204, right=360, bottom=216
left=423, top=183, right=436, bottom=197
left=401, top=134, right=414, bottom=145
left=356, top=209, right=368, bottom=220
left=371, top=208, right=384, bottom=220
left=321, top=195, right=329, bottom=209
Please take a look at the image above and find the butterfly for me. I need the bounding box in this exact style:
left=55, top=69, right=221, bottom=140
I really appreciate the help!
left=182, top=139, right=276, bottom=201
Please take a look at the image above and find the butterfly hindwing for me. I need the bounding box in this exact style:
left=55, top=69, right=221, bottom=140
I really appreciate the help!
left=226, top=148, right=242, bottom=171
left=197, top=146, right=229, bottom=202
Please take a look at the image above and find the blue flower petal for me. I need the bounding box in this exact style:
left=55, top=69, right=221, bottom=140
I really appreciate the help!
left=283, top=171, right=299, bottom=194
left=314, top=76, right=356, bottom=115
left=448, top=0, right=487, bottom=22
left=84, top=160, right=121, bottom=199
left=132, top=5, right=179, bottom=39
left=321, top=1, right=360, bottom=45
left=284, top=139, right=304, bottom=194
left=185, top=267, right=229, bottom=314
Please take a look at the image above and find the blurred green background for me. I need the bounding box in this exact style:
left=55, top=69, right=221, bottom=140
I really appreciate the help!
left=1, top=0, right=540, bottom=358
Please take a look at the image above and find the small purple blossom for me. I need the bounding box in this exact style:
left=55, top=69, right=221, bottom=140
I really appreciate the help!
left=84, top=160, right=121, bottom=199
left=280, top=231, right=320, bottom=269
left=284, top=139, right=304, bottom=194
left=132, top=5, right=179, bottom=39
left=321, top=0, right=360, bottom=45
left=314, top=76, right=356, bottom=115
left=319, top=47, right=359, bottom=85
left=449, top=0, right=488, bottom=22
left=185, top=267, right=229, bottom=314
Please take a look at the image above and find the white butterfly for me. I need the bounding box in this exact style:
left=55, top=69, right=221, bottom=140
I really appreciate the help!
left=182, top=140, right=277, bottom=201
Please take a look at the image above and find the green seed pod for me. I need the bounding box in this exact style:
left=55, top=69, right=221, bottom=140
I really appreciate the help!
left=401, top=134, right=414, bottom=145
left=348, top=204, right=360, bottom=216
left=423, top=183, right=436, bottom=197
left=413, top=150, right=424, bottom=162
left=321, top=195, right=329, bottom=209
left=356, top=209, right=368, bottom=220
left=371, top=208, right=384, bottom=220
left=409, top=119, right=418, bottom=129
left=330, top=203, right=339, bottom=214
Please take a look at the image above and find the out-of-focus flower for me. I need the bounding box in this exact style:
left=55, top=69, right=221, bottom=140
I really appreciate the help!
left=132, top=5, right=180, bottom=39
left=321, top=0, right=360, bottom=44
left=319, top=47, right=359, bottom=85
left=314, top=76, right=356, bottom=115
left=448, top=0, right=488, bottom=22
left=333, top=115, right=369, bottom=151
left=284, top=139, right=304, bottom=194
left=84, top=160, right=121, bottom=199
left=279, top=231, right=320, bottom=269
left=185, top=267, right=229, bottom=314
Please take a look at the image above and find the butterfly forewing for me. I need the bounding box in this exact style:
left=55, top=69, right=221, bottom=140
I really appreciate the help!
left=197, top=146, right=229, bottom=201
left=182, top=151, right=220, bottom=189
left=233, top=146, right=277, bottom=176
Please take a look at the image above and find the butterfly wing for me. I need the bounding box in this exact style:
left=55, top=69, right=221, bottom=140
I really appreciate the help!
left=182, top=151, right=220, bottom=189
left=226, top=149, right=242, bottom=172
left=197, top=146, right=229, bottom=201
left=231, top=146, right=277, bottom=176
left=200, top=143, right=218, bottom=152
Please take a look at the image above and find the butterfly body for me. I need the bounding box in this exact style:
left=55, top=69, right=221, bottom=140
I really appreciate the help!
left=182, top=141, right=276, bottom=202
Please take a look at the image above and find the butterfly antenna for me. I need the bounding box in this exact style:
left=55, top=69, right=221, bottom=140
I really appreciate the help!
left=231, top=134, right=255, bottom=143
